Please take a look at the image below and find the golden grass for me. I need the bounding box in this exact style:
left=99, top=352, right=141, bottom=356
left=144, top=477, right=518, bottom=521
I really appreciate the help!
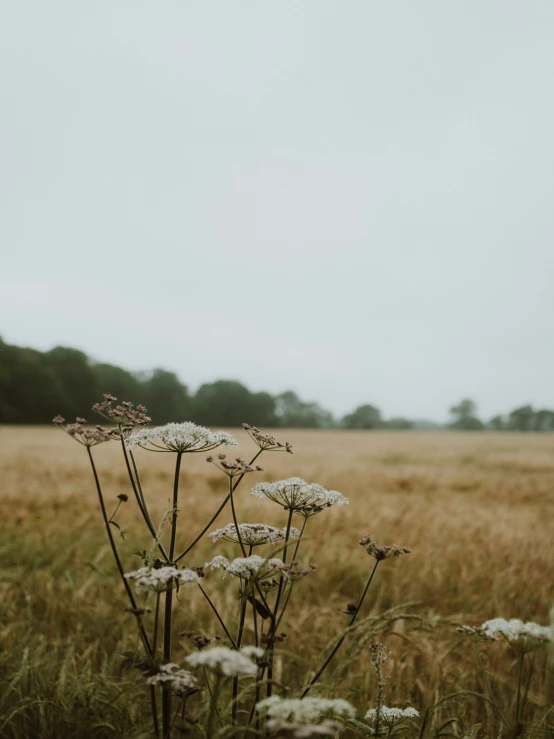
left=1, top=426, right=552, bottom=735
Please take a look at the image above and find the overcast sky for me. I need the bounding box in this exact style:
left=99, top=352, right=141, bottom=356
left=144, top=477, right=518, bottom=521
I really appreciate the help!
left=1, top=1, right=553, bottom=421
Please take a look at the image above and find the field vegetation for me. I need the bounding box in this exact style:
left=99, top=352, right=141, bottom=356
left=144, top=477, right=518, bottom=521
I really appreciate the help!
left=0, top=426, right=552, bottom=737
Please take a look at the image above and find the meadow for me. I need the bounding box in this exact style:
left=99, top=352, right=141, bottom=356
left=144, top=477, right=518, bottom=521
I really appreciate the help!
left=0, top=426, right=552, bottom=738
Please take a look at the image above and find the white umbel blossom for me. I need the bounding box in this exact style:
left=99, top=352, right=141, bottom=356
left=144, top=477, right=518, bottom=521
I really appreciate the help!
left=481, top=618, right=552, bottom=651
left=185, top=646, right=263, bottom=676
left=205, top=554, right=284, bottom=580
left=208, top=522, right=301, bottom=547
left=256, top=696, right=355, bottom=724
left=124, top=566, right=200, bottom=593
left=365, top=706, right=419, bottom=726
left=146, top=664, right=198, bottom=694
left=251, top=478, right=348, bottom=515
left=125, top=422, right=237, bottom=452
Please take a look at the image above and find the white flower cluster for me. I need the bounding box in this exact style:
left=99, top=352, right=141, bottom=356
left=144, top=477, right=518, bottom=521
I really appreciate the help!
left=365, top=706, right=419, bottom=725
left=208, top=522, right=301, bottom=547
left=146, top=663, right=198, bottom=693
left=481, top=618, right=552, bottom=651
left=185, top=646, right=263, bottom=676
left=205, top=554, right=285, bottom=580
left=125, top=422, right=237, bottom=452
left=251, top=478, right=349, bottom=515
left=124, top=566, right=200, bottom=593
left=256, top=696, right=356, bottom=724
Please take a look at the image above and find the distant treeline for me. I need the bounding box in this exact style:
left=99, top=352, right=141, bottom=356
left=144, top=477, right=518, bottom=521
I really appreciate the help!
left=0, top=339, right=551, bottom=430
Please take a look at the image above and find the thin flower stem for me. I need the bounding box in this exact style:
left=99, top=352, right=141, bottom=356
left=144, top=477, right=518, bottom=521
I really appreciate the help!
left=206, top=674, right=222, bottom=739
left=474, top=643, right=510, bottom=728
left=119, top=437, right=168, bottom=560
left=162, top=452, right=183, bottom=739
left=515, top=650, right=525, bottom=728
left=230, top=475, right=247, bottom=558
left=197, top=584, right=237, bottom=648
left=301, top=559, right=380, bottom=698
left=153, top=593, right=161, bottom=656
left=150, top=686, right=160, bottom=738
left=266, top=507, right=294, bottom=698
left=86, top=447, right=153, bottom=658
left=232, top=584, right=250, bottom=724
left=290, top=517, right=308, bottom=562
left=174, top=450, right=263, bottom=563
left=202, top=666, right=223, bottom=727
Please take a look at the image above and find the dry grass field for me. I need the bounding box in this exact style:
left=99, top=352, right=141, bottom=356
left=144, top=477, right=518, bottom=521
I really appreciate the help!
left=0, top=426, right=552, bottom=737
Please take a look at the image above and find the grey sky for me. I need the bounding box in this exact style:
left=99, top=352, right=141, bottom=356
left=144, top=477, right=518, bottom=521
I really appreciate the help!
left=1, top=1, right=553, bottom=421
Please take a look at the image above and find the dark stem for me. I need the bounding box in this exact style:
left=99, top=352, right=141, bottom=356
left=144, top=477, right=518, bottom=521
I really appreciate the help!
left=162, top=452, right=183, bottom=739
left=301, top=559, right=380, bottom=697
left=119, top=437, right=168, bottom=560
left=198, top=584, right=237, bottom=647
left=86, top=447, right=152, bottom=657
left=174, top=449, right=262, bottom=563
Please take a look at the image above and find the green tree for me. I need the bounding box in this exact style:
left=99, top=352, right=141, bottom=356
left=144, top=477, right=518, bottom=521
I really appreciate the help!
left=534, top=409, right=554, bottom=431
left=274, top=391, right=334, bottom=428
left=448, top=398, right=484, bottom=430
left=342, top=404, right=382, bottom=430
left=488, top=415, right=505, bottom=431
left=43, top=346, right=97, bottom=420
left=142, top=369, right=190, bottom=424
left=92, top=363, right=142, bottom=404
left=386, top=417, right=414, bottom=430
left=507, top=404, right=535, bottom=432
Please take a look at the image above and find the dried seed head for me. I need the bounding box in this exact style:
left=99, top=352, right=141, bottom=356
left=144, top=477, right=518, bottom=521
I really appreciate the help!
left=117, top=493, right=129, bottom=502
left=92, top=395, right=151, bottom=431
left=243, top=424, right=294, bottom=453
left=359, top=536, right=412, bottom=561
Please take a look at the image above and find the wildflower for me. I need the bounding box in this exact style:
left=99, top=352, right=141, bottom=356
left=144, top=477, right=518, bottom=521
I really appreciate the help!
left=208, top=523, right=301, bottom=547
left=124, top=566, right=200, bottom=593
left=185, top=646, right=262, bottom=676
left=481, top=618, right=552, bottom=652
left=126, top=422, right=237, bottom=453
left=364, top=706, right=419, bottom=728
left=359, top=536, right=412, bottom=560
left=180, top=631, right=219, bottom=650
left=207, top=454, right=262, bottom=477
left=147, top=664, right=198, bottom=695
left=52, top=417, right=117, bottom=447
left=243, top=424, right=293, bottom=453
left=92, top=395, right=151, bottom=430
left=205, top=554, right=285, bottom=580
left=256, top=696, right=356, bottom=724
left=251, top=478, right=348, bottom=516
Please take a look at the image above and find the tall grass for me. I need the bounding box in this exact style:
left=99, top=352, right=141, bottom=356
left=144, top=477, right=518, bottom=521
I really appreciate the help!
left=0, top=424, right=552, bottom=737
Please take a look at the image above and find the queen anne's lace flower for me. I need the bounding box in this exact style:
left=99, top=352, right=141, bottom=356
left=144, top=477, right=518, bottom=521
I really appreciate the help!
left=481, top=618, right=552, bottom=651
left=208, top=523, right=301, bottom=547
left=205, top=554, right=285, bottom=580
left=126, top=422, right=237, bottom=453
left=124, top=566, right=200, bottom=593
left=146, top=664, right=198, bottom=695
left=251, top=478, right=348, bottom=516
left=365, top=706, right=419, bottom=727
left=185, top=646, right=262, bottom=676
left=256, top=696, right=355, bottom=724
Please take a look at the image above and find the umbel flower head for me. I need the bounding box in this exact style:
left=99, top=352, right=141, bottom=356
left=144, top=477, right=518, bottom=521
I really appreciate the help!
left=481, top=618, right=552, bottom=652
left=208, top=523, right=301, bottom=547
left=185, top=645, right=263, bottom=676
left=126, top=422, right=237, bottom=453
left=365, top=706, right=419, bottom=728
left=146, top=664, right=198, bottom=696
left=251, top=478, right=349, bottom=517
left=205, top=554, right=285, bottom=580
left=92, top=395, right=151, bottom=430
left=359, top=536, right=412, bottom=561
left=124, top=566, right=200, bottom=593
left=206, top=454, right=263, bottom=478
left=52, top=417, right=117, bottom=447
left=243, top=424, right=293, bottom=453
left=256, top=696, right=356, bottom=724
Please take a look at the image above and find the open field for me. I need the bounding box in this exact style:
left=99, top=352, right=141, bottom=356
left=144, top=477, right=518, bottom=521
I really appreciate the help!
left=0, top=426, right=552, bottom=737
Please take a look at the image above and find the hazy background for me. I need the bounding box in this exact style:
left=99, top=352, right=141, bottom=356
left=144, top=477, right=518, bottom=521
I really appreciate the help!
left=1, top=1, right=553, bottom=421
